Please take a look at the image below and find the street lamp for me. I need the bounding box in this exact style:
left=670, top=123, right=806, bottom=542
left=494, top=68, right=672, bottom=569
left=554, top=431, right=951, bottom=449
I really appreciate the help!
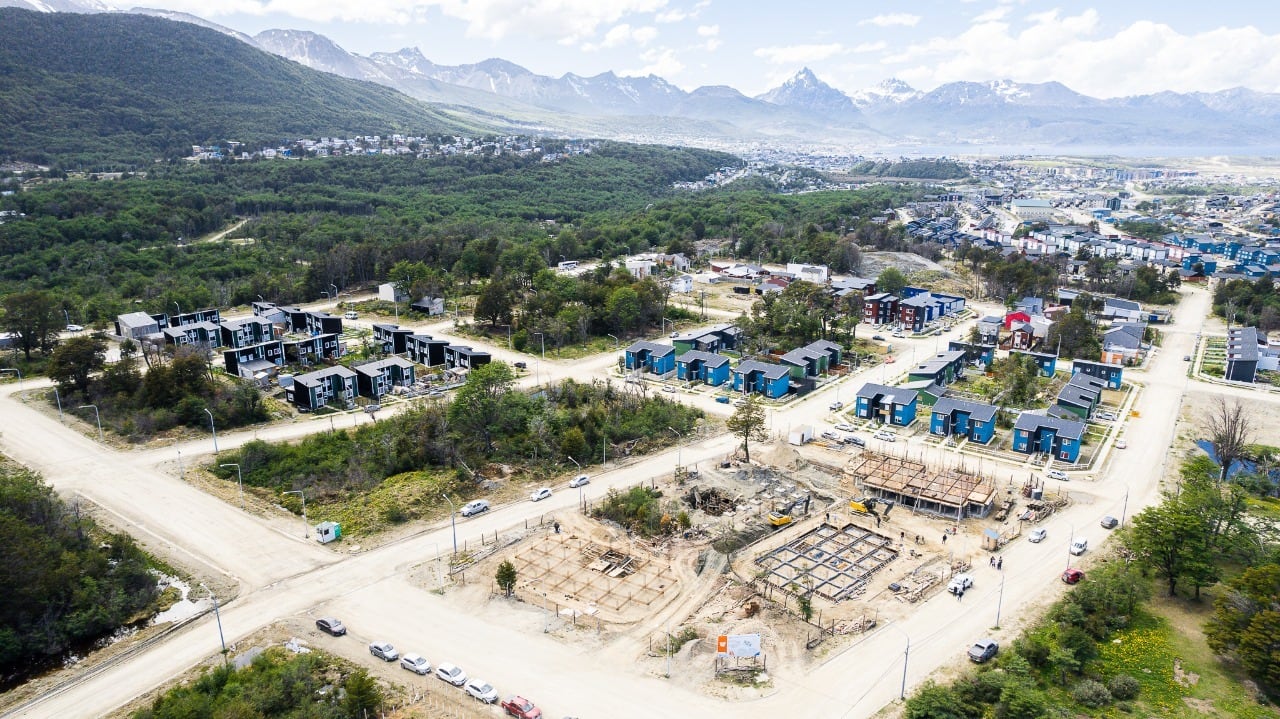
left=886, top=623, right=911, bottom=700
left=220, top=463, right=245, bottom=510
left=77, top=404, right=103, bottom=440
left=441, top=494, right=458, bottom=555
left=200, top=583, right=228, bottom=665
left=1066, top=521, right=1075, bottom=569
left=1120, top=485, right=1130, bottom=528
left=329, top=283, right=339, bottom=299
left=607, top=334, right=619, bottom=350
left=173, top=301, right=181, bottom=316
left=52, top=387, right=64, bottom=422
left=204, top=408, right=218, bottom=454
left=282, top=490, right=308, bottom=538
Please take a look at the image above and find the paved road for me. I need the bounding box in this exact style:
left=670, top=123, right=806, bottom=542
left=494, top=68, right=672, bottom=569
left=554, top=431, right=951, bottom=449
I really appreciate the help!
left=0, top=289, right=1220, bottom=719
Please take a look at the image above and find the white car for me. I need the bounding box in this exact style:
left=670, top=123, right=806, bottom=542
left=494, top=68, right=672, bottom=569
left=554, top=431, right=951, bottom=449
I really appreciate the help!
left=1070, top=538, right=1089, bottom=556
left=530, top=487, right=552, bottom=502
left=460, top=499, right=490, bottom=517
left=464, top=678, right=498, bottom=703
left=873, top=430, right=896, bottom=442
left=834, top=423, right=854, bottom=432
left=1095, top=411, right=1117, bottom=421
left=399, top=654, right=431, bottom=675
left=663, top=385, right=677, bottom=393
left=65, top=324, right=84, bottom=332
left=435, top=662, right=467, bottom=686
left=829, top=401, right=844, bottom=411
left=569, top=474, right=590, bottom=488
left=343, top=311, right=359, bottom=320
left=947, top=573, right=974, bottom=594
left=369, top=642, right=398, bottom=661
left=1046, top=469, right=1069, bottom=481
left=1028, top=528, right=1047, bottom=543
left=1115, top=438, right=1127, bottom=449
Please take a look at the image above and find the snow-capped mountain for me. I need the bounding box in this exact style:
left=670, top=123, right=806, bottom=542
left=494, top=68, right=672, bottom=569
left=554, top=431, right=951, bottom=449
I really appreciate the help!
left=849, top=78, right=920, bottom=109
left=756, top=68, right=858, bottom=116
left=253, top=29, right=393, bottom=84
left=0, top=0, right=113, bottom=11
left=129, top=7, right=257, bottom=47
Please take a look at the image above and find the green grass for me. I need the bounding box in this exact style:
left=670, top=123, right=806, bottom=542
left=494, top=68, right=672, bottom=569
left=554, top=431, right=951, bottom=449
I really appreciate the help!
left=1246, top=496, right=1280, bottom=521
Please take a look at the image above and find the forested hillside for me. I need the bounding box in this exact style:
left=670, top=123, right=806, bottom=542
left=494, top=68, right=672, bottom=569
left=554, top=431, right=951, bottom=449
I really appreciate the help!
left=0, top=9, right=467, bottom=168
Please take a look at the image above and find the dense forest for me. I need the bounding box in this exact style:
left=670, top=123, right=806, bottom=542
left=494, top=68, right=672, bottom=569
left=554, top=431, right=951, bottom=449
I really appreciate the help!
left=132, top=648, right=382, bottom=719
left=0, top=148, right=915, bottom=332
left=0, top=461, right=158, bottom=685
left=0, top=9, right=468, bottom=168
left=847, top=159, right=970, bottom=180
left=1213, top=276, right=1280, bottom=331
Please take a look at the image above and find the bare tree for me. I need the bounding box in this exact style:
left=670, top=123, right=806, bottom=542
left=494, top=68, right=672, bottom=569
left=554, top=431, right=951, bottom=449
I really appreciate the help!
left=1207, top=398, right=1255, bottom=482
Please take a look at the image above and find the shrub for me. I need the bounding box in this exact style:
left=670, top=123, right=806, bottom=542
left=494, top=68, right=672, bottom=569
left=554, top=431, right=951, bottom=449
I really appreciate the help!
left=1071, top=679, right=1112, bottom=708
left=1107, top=674, right=1140, bottom=700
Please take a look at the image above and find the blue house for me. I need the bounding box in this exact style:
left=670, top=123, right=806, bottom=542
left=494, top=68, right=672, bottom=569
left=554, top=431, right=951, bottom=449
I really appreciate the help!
left=854, top=383, right=919, bottom=427
left=933, top=293, right=967, bottom=316
left=898, top=293, right=937, bottom=332
left=899, top=286, right=930, bottom=299
left=948, top=341, right=996, bottom=369
left=1182, top=255, right=1218, bottom=275
left=1072, top=359, right=1124, bottom=389
left=373, top=323, right=414, bottom=354
left=676, top=351, right=731, bottom=386
left=625, top=341, right=677, bottom=375
left=1012, top=412, right=1086, bottom=462
left=287, top=366, right=357, bottom=411
left=1010, top=349, right=1058, bottom=377
left=732, top=360, right=791, bottom=398
left=930, top=398, right=998, bottom=444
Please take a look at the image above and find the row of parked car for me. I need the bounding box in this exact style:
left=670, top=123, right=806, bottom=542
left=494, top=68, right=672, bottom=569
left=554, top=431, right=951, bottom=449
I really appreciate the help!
left=457, top=474, right=591, bottom=516
left=316, top=617, right=545, bottom=718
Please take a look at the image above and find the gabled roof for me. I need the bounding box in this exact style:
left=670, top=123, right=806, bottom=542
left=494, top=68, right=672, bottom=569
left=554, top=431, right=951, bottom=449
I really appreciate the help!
left=805, top=339, right=842, bottom=353
left=1102, top=327, right=1141, bottom=349
left=734, top=360, right=790, bottom=380
left=1013, top=411, right=1086, bottom=440
left=295, top=365, right=357, bottom=387
left=625, top=340, right=675, bottom=356
left=932, top=398, right=998, bottom=423
left=855, top=382, right=919, bottom=405
left=676, top=350, right=730, bottom=367
left=779, top=347, right=824, bottom=366
left=1104, top=297, right=1142, bottom=311
left=354, top=356, right=416, bottom=376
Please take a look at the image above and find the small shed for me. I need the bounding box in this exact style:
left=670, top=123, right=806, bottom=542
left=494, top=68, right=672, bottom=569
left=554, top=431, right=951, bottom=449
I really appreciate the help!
left=315, top=521, right=342, bottom=544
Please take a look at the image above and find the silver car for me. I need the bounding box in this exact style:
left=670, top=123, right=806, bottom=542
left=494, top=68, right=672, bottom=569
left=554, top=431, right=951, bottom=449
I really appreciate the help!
left=369, top=642, right=398, bottom=661
left=464, top=678, right=498, bottom=703
left=436, top=662, right=467, bottom=686
left=399, top=653, right=431, bottom=674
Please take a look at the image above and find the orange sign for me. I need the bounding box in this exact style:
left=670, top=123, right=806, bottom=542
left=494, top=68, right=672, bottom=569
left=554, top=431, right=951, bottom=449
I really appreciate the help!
left=717, top=635, right=728, bottom=654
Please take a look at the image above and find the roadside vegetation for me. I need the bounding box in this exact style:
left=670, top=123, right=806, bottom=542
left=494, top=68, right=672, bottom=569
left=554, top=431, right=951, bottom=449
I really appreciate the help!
left=0, top=460, right=159, bottom=685
left=130, top=647, right=382, bottom=719
left=905, top=420, right=1279, bottom=717
left=215, top=366, right=702, bottom=534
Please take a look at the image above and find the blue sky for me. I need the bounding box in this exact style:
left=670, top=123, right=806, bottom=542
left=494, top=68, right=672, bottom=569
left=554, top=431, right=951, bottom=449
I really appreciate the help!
left=139, top=0, right=1280, bottom=97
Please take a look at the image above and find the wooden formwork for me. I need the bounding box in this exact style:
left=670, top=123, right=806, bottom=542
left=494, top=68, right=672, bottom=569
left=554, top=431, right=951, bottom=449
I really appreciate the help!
left=507, top=535, right=676, bottom=621
left=844, top=451, right=997, bottom=517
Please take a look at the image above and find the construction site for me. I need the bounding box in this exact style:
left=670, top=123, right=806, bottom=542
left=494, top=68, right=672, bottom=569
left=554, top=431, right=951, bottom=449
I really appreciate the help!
left=844, top=451, right=999, bottom=519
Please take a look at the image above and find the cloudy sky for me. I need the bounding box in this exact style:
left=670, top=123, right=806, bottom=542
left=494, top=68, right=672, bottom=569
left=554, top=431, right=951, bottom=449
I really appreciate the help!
left=133, top=0, right=1280, bottom=97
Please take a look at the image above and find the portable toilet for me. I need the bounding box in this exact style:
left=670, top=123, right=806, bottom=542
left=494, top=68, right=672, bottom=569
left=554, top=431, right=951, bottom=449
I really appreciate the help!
left=315, top=521, right=341, bottom=544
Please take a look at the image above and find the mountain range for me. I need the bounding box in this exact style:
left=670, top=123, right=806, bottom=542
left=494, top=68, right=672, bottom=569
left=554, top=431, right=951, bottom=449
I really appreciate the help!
left=7, top=0, right=1280, bottom=150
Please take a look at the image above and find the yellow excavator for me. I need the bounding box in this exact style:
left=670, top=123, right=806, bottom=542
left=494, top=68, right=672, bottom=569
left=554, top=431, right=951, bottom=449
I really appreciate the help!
left=849, top=496, right=892, bottom=525
left=767, top=495, right=811, bottom=527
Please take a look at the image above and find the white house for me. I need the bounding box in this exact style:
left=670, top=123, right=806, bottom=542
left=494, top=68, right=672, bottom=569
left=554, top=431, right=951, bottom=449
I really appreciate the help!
left=625, top=259, right=656, bottom=279
left=786, top=263, right=829, bottom=284
left=378, top=282, right=409, bottom=303
left=668, top=274, right=693, bottom=293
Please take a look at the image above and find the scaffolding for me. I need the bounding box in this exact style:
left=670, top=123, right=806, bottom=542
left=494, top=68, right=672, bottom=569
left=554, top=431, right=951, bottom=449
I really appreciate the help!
left=753, top=523, right=898, bottom=603
left=508, top=536, right=676, bottom=621
left=844, top=451, right=997, bottom=519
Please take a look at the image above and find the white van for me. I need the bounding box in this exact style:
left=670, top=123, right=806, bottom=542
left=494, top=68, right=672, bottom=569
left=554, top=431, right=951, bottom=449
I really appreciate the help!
left=1070, top=538, right=1088, bottom=555
left=343, top=310, right=359, bottom=320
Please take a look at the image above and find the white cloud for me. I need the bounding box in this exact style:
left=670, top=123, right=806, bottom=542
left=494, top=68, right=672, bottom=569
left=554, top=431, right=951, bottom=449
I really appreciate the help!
left=655, top=8, right=686, bottom=22
left=881, top=9, right=1280, bottom=97
left=754, top=43, right=847, bottom=65
left=703, top=38, right=722, bottom=52
left=696, top=24, right=718, bottom=37
left=852, top=41, right=886, bottom=53
left=971, top=7, right=1010, bottom=24
left=582, top=23, right=658, bottom=51
left=151, top=0, right=669, bottom=44
left=624, top=46, right=685, bottom=77
left=860, top=13, right=921, bottom=28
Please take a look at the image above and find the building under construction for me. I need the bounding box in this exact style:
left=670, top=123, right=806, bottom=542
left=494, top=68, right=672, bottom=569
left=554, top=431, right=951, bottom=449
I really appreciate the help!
left=845, top=452, right=997, bottom=519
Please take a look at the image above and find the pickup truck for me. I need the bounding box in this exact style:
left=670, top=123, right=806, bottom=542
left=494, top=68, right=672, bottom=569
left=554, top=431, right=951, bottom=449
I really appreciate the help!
left=947, top=573, right=974, bottom=594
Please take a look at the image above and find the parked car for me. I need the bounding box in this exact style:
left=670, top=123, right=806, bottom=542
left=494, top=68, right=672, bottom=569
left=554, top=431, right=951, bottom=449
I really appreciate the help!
left=460, top=499, right=490, bottom=517
left=1062, top=568, right=1085, bottom=584
left=465, top=678, right=499, bottom=703
left=733, top=399, right=747, bottom=407
left=400, top=654, right=431, bottom=675
left=829, top=401, right=844, bottom=411
left=65, top=323, right=84, bottom=332
left=1096, top=411, right=1118, bottom=421
left=845, top=436, right=867, bottom=448
left=1046, top=469, right=1069, bottom=481
left=315, top=617, right=346, bottom=636
left=872, top=334, right=885, bottom=341
left=947, top=573, right=974, bottom=594
left=663, top=385, right=677, bottom=393
left=1183, top=355, right=1192, bottom=361
left=569, top=474, right=590, bottom=488
left=1028, top=528, right=1047, bottom=543
left=514, top=361, right=527, bottom=369
left=501, top=695, right=543, bottom=719
left=343, top=311, right=359, bottom=320
left=369, top=642, right=398, bottom=661
left=530, top=487, right=552, bottom=502
left=968, top=638, right=999, bottom=663
left=873, top=430, right=896, bottom=442
left=1115, top=438, right=1127, bottom=449
left=435, top=662, right=467, bottom=686
left=821, top=431, right=840, bottom=441
left=1070, top=538, right=1088, bottom=555
left=1100, top=515, right=1119, bottom=529
left=834, top=422, right=854, bottom=432
left=892, top=331, right=904, bottom=338
left=715, top=396, right=731, bottom=404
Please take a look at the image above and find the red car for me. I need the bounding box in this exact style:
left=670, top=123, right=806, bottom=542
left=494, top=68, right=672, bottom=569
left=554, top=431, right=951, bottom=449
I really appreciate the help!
left=1062, top=568, right=1084, bottom=585
left=501, top=695, right=542, bottom=719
